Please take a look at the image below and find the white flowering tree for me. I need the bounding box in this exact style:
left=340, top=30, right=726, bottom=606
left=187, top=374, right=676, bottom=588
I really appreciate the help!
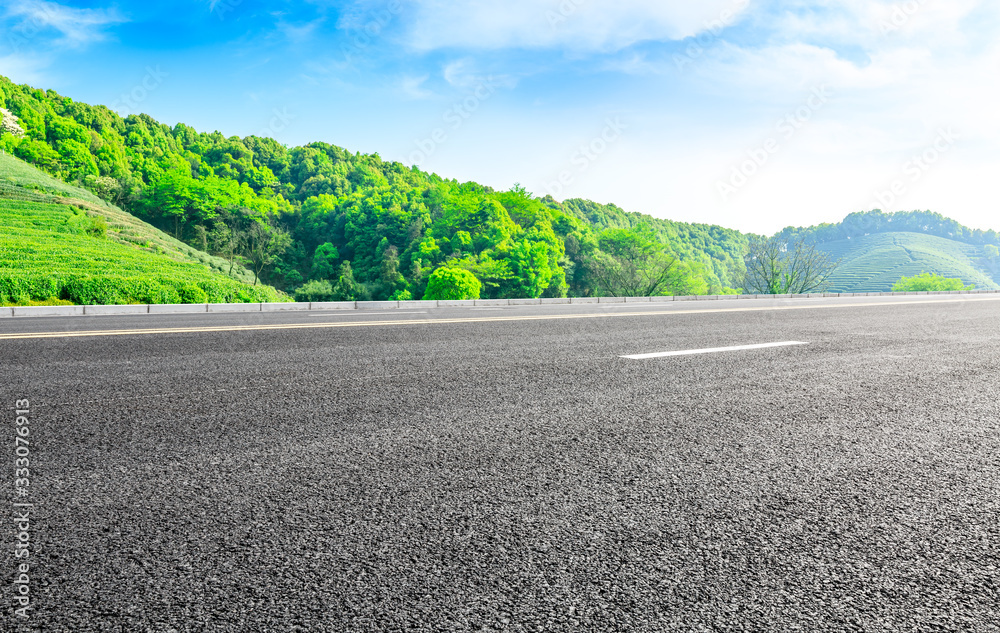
left=0, top=107, right=25, bottom=138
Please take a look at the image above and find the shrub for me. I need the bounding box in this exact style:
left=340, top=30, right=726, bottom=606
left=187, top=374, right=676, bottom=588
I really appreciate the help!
left=153, top=284, right=182, bottom=305
left=178, top=282, right=208, bottom=304
left=294, top=279, right=334, bottom=302
left=0, top=275, right=61, bottom=303
left=423, top=268, right=481, bottom=301
left=892, top=272, right=972, bottom=292
left=86, top=215, right=107, bottom=238
left=63, top=275, right=124, bottom=304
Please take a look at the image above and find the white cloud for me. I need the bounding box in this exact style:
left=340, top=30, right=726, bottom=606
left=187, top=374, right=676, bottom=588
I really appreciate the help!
left=769, top=0, right=988, bottom=45
left=0, top=53, right=52, bottom=85
left=691, top=10, right=1000, bottom=139
left=402, top=0, right=752, bottom=52
left=4, top=0, right=126, bottom=48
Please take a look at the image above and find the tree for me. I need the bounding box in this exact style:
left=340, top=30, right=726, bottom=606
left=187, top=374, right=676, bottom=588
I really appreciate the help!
left=209, top=217, right=243, bottom=277
left=311, top=242, right=340, bottom=279
left=742, top=235, right=839, bottom=294
left=242, top=218, right=291, bottom=286
left=423, top=267, right=482, bottom=300
left=585, top=227, right=689, bottom=297
left=892, top=273, right=972, bottom=292
left=142, top=170, right=207, bottom=238
left=331, top=261, right=359, bottom=301
left=376, top=244, right=406, bottom=299
left=0, top=107, right=25, bottom=137
left=504, top=239, right=555, bottom=299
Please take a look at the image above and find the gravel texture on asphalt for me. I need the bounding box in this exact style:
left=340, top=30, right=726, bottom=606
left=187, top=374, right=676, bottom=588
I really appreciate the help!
left=2, top=298, right=999, bottom=632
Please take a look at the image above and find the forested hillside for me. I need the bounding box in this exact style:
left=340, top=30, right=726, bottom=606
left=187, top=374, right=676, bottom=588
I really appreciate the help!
left=777, top=210, right=1000, bottom=249
left=0, top=75, right=746, bottom=300
left=551, top=198, right=748, bottom=295
left=4, top=75, right=999, bottom=300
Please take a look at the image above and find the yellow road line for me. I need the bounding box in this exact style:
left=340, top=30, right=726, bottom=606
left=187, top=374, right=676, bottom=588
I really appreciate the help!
left=1, top=296, right=998, bottom=340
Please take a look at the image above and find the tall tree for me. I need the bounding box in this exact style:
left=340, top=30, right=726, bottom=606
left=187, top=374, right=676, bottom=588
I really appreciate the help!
left=585, top=227, right=689, bottom=297
left=242, top=218, right=291, bottom=286
left=209, top=211, right=244, bottom=277
left=331, top=261, right=359, bottom=301
left=378, top=245, right=406, bottom=298
left=311, top=242, right=340, bottom=280
left=742, top=235, right=839, bottom=294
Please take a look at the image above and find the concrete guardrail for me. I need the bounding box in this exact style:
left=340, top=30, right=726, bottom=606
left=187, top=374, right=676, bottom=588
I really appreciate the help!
left=1, top=289, right=998, bottom=318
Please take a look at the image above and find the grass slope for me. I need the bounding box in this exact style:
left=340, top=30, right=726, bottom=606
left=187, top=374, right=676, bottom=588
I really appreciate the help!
left=819, top=232, right=998, bottom=292
left=0, top=152, right=286, bottom=305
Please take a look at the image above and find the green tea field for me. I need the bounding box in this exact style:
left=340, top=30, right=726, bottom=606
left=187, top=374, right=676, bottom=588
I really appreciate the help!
left=818, top=232, right=998, bottom=293
left=0, top=153, right=286, bottom=305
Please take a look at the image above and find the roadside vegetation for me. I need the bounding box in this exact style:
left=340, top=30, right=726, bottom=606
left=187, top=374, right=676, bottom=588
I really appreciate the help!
left=892, top=273, right=974, bottom=292
left=741, top=235, right=840, bottom=295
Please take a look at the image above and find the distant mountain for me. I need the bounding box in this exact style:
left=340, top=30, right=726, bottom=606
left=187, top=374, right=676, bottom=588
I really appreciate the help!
left=776, top=211, right=1000, bottom=292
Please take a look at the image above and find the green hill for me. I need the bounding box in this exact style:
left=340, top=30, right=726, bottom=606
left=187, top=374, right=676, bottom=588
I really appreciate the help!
left=818, top=232, right=998, bottom=293
left=547, top=197, right=749, bottom=293
left=0, top=74, right=751, bottom=298
left=0, top=152, right=285, bottom=305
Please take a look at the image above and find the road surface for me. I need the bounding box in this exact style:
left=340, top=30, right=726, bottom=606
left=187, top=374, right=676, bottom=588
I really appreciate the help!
left=3, top=295, right=999, bottom=631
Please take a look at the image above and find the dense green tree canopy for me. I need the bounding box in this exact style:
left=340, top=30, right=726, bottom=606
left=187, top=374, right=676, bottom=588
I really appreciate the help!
left=0, top=75, right=750, bottom=299
left=777, top=210, right=1000, bottom=249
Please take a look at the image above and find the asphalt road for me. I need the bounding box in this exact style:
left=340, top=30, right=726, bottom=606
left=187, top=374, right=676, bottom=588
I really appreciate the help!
left=3, top=295, right=999, bottom=632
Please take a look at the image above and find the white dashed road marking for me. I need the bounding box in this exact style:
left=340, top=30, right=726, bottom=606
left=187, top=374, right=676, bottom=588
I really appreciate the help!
left=621, top=341, right=810, bottom=359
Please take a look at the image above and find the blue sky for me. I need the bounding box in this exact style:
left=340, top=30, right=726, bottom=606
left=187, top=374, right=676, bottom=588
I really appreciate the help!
left=2, top=0, right=999, bottom=234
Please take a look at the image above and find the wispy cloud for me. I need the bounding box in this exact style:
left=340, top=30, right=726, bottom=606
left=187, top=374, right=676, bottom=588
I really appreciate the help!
left=401, top=0, right=752, bottom=52
left=442, top=58, right=516, bottom=90
left=277, top=17, right=325, bottom=44
left=399, top=74, right=433, bottom=99
left=5, top=0, right=127, bottom=48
